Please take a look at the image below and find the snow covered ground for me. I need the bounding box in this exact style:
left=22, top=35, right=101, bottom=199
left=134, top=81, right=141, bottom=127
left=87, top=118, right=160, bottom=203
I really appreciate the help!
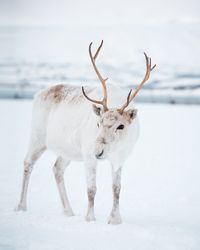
left=0, top=100, right=200, bottom=250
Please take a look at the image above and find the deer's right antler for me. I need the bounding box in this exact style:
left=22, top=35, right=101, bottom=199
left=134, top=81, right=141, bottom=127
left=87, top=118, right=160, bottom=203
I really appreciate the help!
left=118, top=52, right=156, bottom=114
left=82, top=40, right=109, bottom=112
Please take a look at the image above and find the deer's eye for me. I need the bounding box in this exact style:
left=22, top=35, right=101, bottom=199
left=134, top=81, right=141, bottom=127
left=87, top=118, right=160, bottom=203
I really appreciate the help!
left=117, top=124, right=124, bottom=130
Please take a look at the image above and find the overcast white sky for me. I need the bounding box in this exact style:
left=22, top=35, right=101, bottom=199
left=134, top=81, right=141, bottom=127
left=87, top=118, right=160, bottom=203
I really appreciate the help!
left=0, top=0, right=200, bottom=26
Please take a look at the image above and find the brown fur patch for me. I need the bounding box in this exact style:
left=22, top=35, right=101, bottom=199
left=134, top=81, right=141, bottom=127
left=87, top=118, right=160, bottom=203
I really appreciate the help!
left=123, top=109, right=137, bottom=124
left=44, top=84, right=65, bottom=103
left=87, top=187, right=96, bottom=205
left=43, top=84, right=93, bottom=104
left=113, top=184, right=121, bottom=208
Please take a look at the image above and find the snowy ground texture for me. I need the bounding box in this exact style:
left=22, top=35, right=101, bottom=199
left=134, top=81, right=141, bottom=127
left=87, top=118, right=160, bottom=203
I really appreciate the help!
left=0, top=100, right=200, bottom=250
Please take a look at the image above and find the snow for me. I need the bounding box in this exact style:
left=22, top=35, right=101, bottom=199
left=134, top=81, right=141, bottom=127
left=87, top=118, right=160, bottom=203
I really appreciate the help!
left=0, top=20, right=200, bottom=103
left=0, top=100, right=200, bottom=250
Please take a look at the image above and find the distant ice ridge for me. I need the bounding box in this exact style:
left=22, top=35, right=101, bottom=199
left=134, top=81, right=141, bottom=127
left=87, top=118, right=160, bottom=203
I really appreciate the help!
left=0, top=21, right=200, bottom=103
left=0, top=61, right=199, bottom=104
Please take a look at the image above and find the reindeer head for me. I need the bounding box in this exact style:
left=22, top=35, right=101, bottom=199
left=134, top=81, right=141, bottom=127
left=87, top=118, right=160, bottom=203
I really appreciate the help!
left=82, top=41, right=156, bottom=159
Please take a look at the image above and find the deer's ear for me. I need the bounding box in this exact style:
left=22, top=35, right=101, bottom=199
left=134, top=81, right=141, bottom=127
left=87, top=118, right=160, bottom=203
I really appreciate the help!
left=92, top=104, right=103, bottom=116
left=127, top=108, right=137, bottom=120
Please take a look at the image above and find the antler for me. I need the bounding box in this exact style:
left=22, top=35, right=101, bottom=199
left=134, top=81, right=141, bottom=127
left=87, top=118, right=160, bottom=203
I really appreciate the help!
left=82, top=40, right=109, bottom=112
left=118, top=52, right=156, bottom=114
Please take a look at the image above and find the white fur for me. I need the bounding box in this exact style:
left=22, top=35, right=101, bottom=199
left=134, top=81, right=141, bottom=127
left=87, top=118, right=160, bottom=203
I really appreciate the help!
left=16, top=83, right=139, bottom=224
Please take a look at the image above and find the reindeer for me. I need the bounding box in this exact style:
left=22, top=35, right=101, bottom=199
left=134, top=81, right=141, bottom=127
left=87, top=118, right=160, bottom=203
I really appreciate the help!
left=16, top=41, right=156, bottom=224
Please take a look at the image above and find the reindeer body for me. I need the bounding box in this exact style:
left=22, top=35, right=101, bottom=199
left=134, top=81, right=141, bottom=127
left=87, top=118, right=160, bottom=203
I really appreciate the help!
left=16, top=41, right=155, bottom=224
left=32, top=84, right=139, bottom=162
left=16, top=83, right=139, bottom=224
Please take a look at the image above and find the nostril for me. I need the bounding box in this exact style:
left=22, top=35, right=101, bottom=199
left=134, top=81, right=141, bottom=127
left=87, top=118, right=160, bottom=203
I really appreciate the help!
left=98, top=150, right=104, bottom=157
left=96, top=150, right=104, bottom=159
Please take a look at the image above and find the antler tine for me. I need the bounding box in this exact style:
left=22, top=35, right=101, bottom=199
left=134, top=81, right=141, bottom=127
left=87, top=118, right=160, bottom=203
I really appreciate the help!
left=119, top=52, right=156, bottom=113
left=89, top=40, right=108, bottom=84
left=82, top=40, right=109, bottom=112
left=93, top=40, right=103, bottom=60
left=82, top=87, right=103, bottom=105
left=151, top=63, right=156, bottom=71
left=118, top=89, right=132, bottom=114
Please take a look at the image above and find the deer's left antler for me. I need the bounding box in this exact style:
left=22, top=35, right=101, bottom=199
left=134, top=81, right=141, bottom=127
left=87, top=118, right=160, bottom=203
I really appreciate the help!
left=82, top=40, right=109, bottom=112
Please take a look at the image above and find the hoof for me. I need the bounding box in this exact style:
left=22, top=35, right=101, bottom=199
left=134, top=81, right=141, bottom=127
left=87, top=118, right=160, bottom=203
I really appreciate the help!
left=85, top=214, right=96, bottom=222
left=15, top=204, right=27, bottom=212
left=64, top=210, right=74, bottom=216
left=107, top=215, right=122, bottom=225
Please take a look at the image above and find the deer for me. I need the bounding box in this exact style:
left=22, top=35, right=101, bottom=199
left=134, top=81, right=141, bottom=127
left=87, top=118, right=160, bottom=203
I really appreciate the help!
left=15, top=40, right=156, bottom=224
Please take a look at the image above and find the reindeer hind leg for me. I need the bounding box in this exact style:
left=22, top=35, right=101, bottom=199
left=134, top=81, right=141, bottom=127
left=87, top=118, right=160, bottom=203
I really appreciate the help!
left=15, top=134, right=46, bottom=211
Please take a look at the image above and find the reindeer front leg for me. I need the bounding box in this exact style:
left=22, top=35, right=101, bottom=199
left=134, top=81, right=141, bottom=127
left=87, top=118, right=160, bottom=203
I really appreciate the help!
left=84, top=159, right=97, bottom=222
left=108, top=166, right=122, bottom=224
